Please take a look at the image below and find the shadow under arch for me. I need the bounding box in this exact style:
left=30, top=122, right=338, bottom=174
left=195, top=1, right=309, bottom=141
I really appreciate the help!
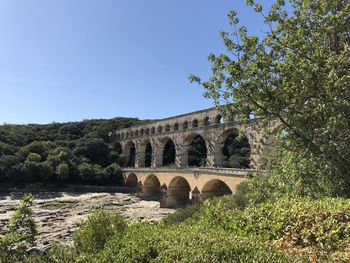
left=125, top=173, right=138, bottom=187
left=201, top=179, right=232, bottom=200
left=167, top=176, right=191, bottom=207
left=216, top=128, right=251, bottom=168
left=125, top=141, right=136, bottom=167
left=143, top=174, right=161, bottom=197
left=184, top=132, right=207, bottom=167
left=161, top=137, right=176, bottom=166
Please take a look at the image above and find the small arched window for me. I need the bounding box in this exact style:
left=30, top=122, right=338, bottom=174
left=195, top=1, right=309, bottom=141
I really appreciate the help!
left=151, top=127, right=156, bottom=134
left=183, top=121, right=189, bottom=129
left=215, top=115, right=224, bottom=124
left=145, top=128, right=150, bottom=135
left=203, top=117, right=210, bottom=126
left=158, top=126, right=163, bottom=134
left=165, top=125, right=170, bottom=132
left=174, top=123, right=179, bottom=131
left=192, top=119, right=198, bottom=128
left=140, top=129, right=144, bottom=136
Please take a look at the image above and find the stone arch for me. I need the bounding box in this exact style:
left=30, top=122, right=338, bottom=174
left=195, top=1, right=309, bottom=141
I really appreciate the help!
left=167, top=176, right=191, bottom=207
left=183, top=121, right=188, bottom=129
left=203, top=117, right=210, bottom=126
left=125, top=141, right=136, bottom=167
left=215, top=114, right=224, bottom=124
left=144, top=141, right=153, bottom=167
left=201, top=179, right=232, bottom=200
left=184, top=133, right=207, bottom=167
left=165, top=125, right=171, bottom=132
left=216, top=128, right=251, bottom=168
left=145, top=128, right=150, bottom=135
left=151, top=127, right=156, bottom=134
left=140, top=129, right=144, bottom=136
left=162, top=138, right=176, bottom=166
left=125, top=173, right=138, bottom=187
left=192, top=119, right=199, bottom=128
left=174, top=123, right=179, bottom=131
left=157, top=126, right=163, bottom=134
left=143, top=174, right=161, bottom=197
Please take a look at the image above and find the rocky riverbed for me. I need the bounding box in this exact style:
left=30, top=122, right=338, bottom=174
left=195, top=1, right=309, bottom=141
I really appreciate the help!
left=0, top=192, right=175, bottom=251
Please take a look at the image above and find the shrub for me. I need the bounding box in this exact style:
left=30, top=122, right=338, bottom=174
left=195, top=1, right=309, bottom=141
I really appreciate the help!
left=163, top=203, right=202, bottom=225
left=98, top=222, right=304, bottom=263
left=0, top=194, right=37, bottom=262
left=73, top=210, right=127, bottom=254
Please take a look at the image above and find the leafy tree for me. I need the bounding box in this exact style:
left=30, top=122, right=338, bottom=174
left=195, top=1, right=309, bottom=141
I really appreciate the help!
left=26, top=152, right=41, bottom=163
left=103, top=163, right=123, bottom=184
left=0, top=194, right=37, bottom=261
left=190, top=0, right=350, bottom=196
left=56, top=163, right=69, bottom=184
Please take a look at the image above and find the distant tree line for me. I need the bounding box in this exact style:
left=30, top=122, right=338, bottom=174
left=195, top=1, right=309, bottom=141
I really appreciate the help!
left=0, top=118, right=141, bottom=187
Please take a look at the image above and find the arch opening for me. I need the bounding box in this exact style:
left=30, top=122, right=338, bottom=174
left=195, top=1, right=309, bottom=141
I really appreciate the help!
left=201, top=179, right=232, bottom=200
left=203, top=117, right=210, bottom=126
left=192, top=119, right=199, bottom=128
left=143, top=174, right=161, bottom=197
left=222, top=131, right=251, bottom=168
left=188, top=135, right=207, bottom=167
left=125, top=173, right=138, bottom=187
left=145, top=142, right=152, bottom=167
left=174, top=123, right=179, bottom=131
left=183, top=121, right=188, bottom=129
left=162, top=139, right=176, bottom=166
left=126, top=142, right=136, bottom=167
left=215, top=115, right=224, bottom=124
left=167, top=176, right=191, bottom=207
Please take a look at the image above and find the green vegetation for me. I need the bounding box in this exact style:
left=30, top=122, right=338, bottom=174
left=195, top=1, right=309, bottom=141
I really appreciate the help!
left=190, top=0, right=350, bottom=196
left=0, top=0, right=349, bottom=262
left=0, top=117, right=139, bottom=187
left=0, top=194, right=37, bottom=263
left=6, top=188, right=350, bottom=262
left=40, top=200, right=80, bottom=210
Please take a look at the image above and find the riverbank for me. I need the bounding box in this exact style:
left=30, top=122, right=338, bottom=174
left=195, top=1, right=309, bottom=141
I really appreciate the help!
left=0, top=192, right=174, bottom=251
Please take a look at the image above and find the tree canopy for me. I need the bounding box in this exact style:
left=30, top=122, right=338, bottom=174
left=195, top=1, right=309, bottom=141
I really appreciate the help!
left=191, top=0, right=350, bottom=196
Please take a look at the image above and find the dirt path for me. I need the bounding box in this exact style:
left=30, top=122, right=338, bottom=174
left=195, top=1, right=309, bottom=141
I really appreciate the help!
left=0, top=192, right=175, bottom=251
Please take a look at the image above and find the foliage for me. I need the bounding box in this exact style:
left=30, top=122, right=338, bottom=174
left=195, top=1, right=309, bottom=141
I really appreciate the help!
left=163, top=203, right=202, bottom=225
left=0, top=194, right=37, bottom=262
left=0, top=117, right=139, bottom=187
left=73, top=210, right=127, bottom=254
left=190, top=0, right=350, bottom=196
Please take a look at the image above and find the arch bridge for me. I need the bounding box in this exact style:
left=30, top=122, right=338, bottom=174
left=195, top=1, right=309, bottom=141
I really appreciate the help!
left=110, top=107, right=273, bottom=207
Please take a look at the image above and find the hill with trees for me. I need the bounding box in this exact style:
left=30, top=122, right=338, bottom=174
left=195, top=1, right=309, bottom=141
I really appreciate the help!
left=0, top=117, right=141, bottom=187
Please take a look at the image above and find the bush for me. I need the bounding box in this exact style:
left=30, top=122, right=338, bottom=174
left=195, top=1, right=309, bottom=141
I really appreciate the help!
left=98, top=222, right=304, bottom=263
left=73, top=210, right=127, bottom=254
left=163, top=203, right=202, bottom=225
left=0, top=194, right=37, bottom=262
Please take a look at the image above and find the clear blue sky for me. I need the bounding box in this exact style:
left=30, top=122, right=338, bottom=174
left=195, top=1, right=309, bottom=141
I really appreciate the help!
left=0, top=0, right=273, bottom=124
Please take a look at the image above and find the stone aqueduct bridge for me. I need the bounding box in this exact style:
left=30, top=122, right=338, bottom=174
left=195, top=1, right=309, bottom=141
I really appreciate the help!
left=110, top=108, right=272, bottom=208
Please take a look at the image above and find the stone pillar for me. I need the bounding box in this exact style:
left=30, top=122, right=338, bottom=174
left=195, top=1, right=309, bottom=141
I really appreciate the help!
left=159, top=184, right=168, bottom=208
left=136, top=181, right=143, bottom=197
left=154, top=147, right=163, bottom=167
left=179, top=145, right=190, bottom=167
left=213, top=143, right=224, bottom=167
left=135, top=144, right=146, bottom=168
left=191, top=187, right=200, bottom=205
left=205, top=141, right=215, bottom=167
left=175, top=142, right=183, bottom=167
